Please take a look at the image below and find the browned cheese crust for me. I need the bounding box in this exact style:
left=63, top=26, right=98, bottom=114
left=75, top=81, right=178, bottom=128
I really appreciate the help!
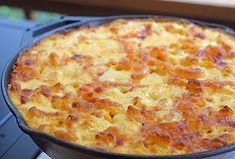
left=8, top=18, right=235, bottom=155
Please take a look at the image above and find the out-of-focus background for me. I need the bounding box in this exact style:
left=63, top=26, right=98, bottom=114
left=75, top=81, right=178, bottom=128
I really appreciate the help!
left=0, top=5, right=63, bottom=22
left=0, top=0, right=235, bottom=27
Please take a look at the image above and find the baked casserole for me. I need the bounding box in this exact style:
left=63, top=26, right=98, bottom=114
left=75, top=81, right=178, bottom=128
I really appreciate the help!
left=8, top=18, right=235, bottom=155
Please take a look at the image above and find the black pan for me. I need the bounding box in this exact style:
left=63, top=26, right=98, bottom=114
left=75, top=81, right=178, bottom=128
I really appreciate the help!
left=1, top=15, right=235, bottom=159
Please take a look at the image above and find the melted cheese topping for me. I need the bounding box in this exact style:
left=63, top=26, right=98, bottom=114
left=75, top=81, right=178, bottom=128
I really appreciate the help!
left=8, top=18, right=235, bottom=155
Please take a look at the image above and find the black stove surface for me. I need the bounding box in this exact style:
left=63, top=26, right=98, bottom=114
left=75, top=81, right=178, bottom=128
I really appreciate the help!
left=0, top=18, right=40, bottom=159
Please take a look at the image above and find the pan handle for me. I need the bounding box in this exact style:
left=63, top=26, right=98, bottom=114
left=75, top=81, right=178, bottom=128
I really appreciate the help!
left=20, top=16, right=98, bottom=47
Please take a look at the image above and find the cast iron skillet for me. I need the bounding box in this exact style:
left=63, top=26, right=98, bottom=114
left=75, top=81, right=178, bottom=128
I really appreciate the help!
left=2, top=15, right=235, bottom=159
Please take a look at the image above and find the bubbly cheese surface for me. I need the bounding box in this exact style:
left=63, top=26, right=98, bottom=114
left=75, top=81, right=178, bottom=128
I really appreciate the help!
left=8, top=18, right=235, bottom=155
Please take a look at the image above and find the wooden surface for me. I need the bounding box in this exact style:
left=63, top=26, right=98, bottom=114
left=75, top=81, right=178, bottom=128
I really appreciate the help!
left=44, top=0, right=235, bottom=21
left=1, top=0, right=235, bottom=27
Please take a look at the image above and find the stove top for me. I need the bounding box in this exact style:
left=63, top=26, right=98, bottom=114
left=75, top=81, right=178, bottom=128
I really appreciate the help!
left=0, top=18, right=40, bottom=159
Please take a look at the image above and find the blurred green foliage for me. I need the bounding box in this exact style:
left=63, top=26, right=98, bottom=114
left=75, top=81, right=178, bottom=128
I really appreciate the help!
left=0, top=5, right=64, bottom=22
left=34, top=11, right=64, bottom=22
left=0, top=5, right=25, bottom=19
